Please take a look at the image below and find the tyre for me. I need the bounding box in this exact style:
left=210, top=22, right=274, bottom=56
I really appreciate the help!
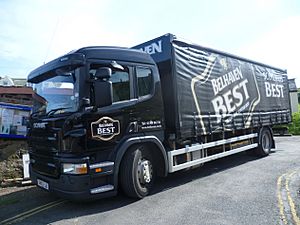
left=120, top=145, right=155, bottom=198
left=255, top=127, right=272, bottom=156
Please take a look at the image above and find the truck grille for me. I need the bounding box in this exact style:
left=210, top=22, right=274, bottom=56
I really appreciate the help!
left=30, top=153, right=60, bottom=178
left=28, top=130, right=60, bottom=154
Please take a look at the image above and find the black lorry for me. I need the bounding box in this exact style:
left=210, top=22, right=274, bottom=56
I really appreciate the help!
left=27, top=34, right=291, bottom=199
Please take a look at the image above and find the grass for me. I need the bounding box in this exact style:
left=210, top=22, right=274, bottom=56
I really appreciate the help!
left=288, top=108, right=300, bottom=135
left=273, top=104, right=300, bottom=135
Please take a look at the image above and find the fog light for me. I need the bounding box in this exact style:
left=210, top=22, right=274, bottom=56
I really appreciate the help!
left=63, top=163, right=87, bottom=175
left=95, top=168, right=102, bottom=173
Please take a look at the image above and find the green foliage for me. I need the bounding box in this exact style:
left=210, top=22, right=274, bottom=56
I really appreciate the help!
left=288, top=110, right=300, bottom=135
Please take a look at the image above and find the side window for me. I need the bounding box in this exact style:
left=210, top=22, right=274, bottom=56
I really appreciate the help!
left=136, top=67, right=153, bottom=97
left=110, top=70, right=130, bottom=102
left=89, top=64, right=131, bottom=103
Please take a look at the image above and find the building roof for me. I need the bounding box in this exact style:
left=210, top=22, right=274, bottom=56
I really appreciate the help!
left=0, top=86, right=46, bottom=104
left=0, top=76, right=27, bottom=86
left=0, top=86, right=33, bottom=95
left=12, top=78, right=27, bottom=86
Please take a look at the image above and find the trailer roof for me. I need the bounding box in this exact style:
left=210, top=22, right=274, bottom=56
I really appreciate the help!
left=134, top=33, right=287, bottom=73
left=174, top=37, right=287, bottom=73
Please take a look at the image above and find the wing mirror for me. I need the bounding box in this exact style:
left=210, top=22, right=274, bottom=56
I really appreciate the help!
left=95, top=67, right=112, bottom=79
left=93, top=67, right=113, bottom=108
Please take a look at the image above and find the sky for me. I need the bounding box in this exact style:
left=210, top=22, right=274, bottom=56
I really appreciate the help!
left=1, top=0, right=300, bottom=86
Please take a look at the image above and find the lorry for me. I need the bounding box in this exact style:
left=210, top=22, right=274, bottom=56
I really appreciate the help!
left=27, top=34, right=291, bottom=200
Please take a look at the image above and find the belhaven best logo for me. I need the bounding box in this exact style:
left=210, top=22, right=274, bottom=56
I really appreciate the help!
left=91, top=117, right=120, bottom=141
left=191, top=54, right=260, bottom=134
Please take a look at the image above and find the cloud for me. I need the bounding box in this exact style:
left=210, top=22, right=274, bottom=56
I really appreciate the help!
left=253, top=0, right=281, bottom=10
left=0, top=0, right=138, bottom=78
left=46, top=12, right=137, bottom=62
left=1, top=0, right=299, bottom=85
left=238, top=16, right=300, bottom=86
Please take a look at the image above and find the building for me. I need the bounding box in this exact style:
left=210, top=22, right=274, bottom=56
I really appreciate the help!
left=288, top=78, right=298, bottom=113
left=0, top=76, right=44, bottom=138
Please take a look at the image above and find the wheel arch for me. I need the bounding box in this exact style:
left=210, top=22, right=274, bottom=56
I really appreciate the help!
left=113, top=136, right=168, bottom=189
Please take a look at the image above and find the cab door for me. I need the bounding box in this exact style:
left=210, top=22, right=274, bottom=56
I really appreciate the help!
left=131, top=65, right=164, bottom=138
left=87, top=61, right=137, bottom=151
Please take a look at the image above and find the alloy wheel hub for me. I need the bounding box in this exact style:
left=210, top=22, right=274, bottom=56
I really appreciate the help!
left=138, top=160, right=152, bottom=184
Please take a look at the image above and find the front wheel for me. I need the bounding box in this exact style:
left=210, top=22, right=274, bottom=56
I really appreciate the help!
left=120, top=145, right=155, bottom=199
left=255, top=127, right=273, bottom=156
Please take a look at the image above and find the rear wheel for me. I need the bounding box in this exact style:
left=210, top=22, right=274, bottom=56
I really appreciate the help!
left=255, top=128, right=272, bottom=156
left=120, top=145, right=155, bottom=198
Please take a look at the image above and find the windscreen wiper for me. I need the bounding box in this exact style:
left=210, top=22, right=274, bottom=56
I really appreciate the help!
left=46, top=107, right=72, bottom=116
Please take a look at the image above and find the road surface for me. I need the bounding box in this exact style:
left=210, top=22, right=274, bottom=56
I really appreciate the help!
left=1, top=136, right=300, bottom=225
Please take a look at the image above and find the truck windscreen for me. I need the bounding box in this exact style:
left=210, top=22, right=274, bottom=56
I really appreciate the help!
left=30, top=68, right=80, bottom=116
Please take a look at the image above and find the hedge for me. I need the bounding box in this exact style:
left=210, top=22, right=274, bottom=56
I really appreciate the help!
left=288, top=111, right=300, bottom=135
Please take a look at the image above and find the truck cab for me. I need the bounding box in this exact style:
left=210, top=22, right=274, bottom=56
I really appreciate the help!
left=28, top=47, right=167, bottom=200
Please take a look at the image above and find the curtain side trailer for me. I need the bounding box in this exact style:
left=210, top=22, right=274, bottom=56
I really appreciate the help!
left=28, top=34, right=291, bottom=199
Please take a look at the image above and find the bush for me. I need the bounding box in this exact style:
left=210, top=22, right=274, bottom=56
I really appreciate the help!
left=288, top=111, right=300, bottom=135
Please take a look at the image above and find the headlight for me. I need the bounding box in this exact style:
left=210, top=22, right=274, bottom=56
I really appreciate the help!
left=63, top=163, right=87, bottom=175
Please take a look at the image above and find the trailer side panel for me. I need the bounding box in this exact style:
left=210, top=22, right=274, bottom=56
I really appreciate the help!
left=173, top=40, right=291, bottom=138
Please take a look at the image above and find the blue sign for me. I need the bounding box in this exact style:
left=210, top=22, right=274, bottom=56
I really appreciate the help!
left=0, top=103, right=31, bottom=139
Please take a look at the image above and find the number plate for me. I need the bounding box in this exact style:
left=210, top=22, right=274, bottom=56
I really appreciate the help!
left=37, top=179, right=49, bottom=190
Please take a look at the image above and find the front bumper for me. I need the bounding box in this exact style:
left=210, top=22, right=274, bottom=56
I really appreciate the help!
left=30, top=161, right=117, bottom=201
